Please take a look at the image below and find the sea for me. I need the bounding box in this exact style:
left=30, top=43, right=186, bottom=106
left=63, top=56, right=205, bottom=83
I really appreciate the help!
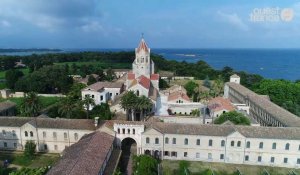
left=1, top=48, right=300, bottom=81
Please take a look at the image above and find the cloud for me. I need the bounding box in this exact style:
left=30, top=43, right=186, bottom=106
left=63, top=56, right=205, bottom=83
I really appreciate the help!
left=81, top=21, right=104, bottom=33
left=0, top=20, right=11, bottom=27
left=217, top=11, right=249, bottom=31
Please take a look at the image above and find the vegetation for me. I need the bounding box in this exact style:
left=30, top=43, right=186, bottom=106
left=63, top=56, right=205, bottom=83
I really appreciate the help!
left=20, top=92, right=41, bottom=117
left=82, top=95, right=95, bottom=119
left=5, top=69, right=24, bottom=89
left=8, top=167, right=49, bottom=175
left=24, top=141, right=36, bottom=159
left=132, top=155, right=158, bottom=175
left=120, top=91, right=153, bottom=121
left=214, top=111, right=251, bottom=125
left=90, top=103, right=113, bottom=120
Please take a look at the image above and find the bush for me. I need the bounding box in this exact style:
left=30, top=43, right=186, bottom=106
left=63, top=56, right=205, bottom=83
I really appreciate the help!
left=24, top=141, right=36, bottom=158
left=214, top=111, right=250, bottom=125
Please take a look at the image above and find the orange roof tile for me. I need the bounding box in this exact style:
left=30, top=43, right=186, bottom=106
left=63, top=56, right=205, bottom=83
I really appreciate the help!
left=127, top=73, right=135, bottom=80
left=150, top=74, right=159, bottom=80
left=208, top=97, right=235, bottom=112
left=136, top=38, right=149, bottom=53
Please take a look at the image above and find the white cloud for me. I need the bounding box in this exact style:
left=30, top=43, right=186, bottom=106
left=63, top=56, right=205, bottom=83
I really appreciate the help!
left=217, top=11, right=249, bottom=31
left=81, top=21, right=104, bottom=32
left=0, top=20, right=11, bottom=27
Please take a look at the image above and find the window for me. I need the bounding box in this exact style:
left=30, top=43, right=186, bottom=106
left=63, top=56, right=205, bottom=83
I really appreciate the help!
left=184, top=152, right=188, bottom=157
left=4, top=142, right=7, bottom=148
left=237, top=141, right=241, bottom=147
left=30, top=131, right=33, bottom=137
left=74, top=133, right=78, bottom=141
left=272, top=143, right=276, bottom=149
left=284, top=158, right=288, bottom=163
left=165, top=137, right=169, bottom=144
left=117, top=128, right=120, bottom=134
left=220, top=154, right=224, bottom=160
left=221, top=140, right=225, bottom=147
left=109, top=93, right=112, bottom=97
left=53, top=132, right=57, bottom=139
left=25, top=131, right=28, bottom=137
left=258, top=156, right=262, bottom=162
left=259, top=142, right=263, bottom=149
left=208, top=153, right=212, bottom=160
left=231, top=141, right=234, bottom=147
left=271, top=157, right=275, bottom=163
left=155, top=138, right=159, bottom=144
left=44, top=144, right=48, bottom=150
left=246, top=141, right=250, bottom=148
left=196, top=153, right=200, bottom=158
left=298, top=145, right=300, bottom=151
left=171, top=152, right=177, bottom=157
left=100, top=95, right=103, bottom=101
left=64, top=132, right=68, bottom=139
left=196, top=139, right=200, bottom=146
left=297, top=158, right=300, bottom=164
left=128, top=129, right=130, bottom=134
left=2, top=130, right=6, bottom=136
left=43, top=131, right=46, bottom=138
left=116, top=93, right=119, bottom=95
left=136, top=90, right=140, bottom=96
left=184, top=138, right=188, bottom=145
left=14, top=143, right=17, bottom=148
left=164, top=151, right=170, bottom=156
left=92, top=95, right=94, bottom=98
left=12, top=130, right=16, bottom=137
left=122, top=129, right=125, bottom=134
left=133, top=129, right=135, bottom=134
left=54, top=145, right=58, bottom=150
left=172, top=138, right=176, bottom=144
left=146, top=137, right=150, bottom=144
left=285, top=143, right=290, bottom=150
left=209, top=139, right=213, bottom=146
left=245, top=155, right=249, bottom=161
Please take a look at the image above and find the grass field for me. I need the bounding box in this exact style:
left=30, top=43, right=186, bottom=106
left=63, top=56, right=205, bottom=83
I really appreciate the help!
left=0, top=151, right=59, bottom=168
left=54, top=61, right=131, bottom=69
left=162, top=160, right=300, bottom=175
left=0, top=68, right=29, bottom=79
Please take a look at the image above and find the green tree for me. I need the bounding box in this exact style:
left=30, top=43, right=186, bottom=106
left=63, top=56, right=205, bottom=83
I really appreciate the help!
left=68, top=83, right=87, bottom=100
left=120, top=91, right=138, bottom=121
left=90, top=103, right=113, bottom=120
left=214, top=111, right=250, bottom=125
left=105, top=68, right=116, bottom=81
left=82, top=95, right=95, bottom=119
left=178, top=160, right=190, bottom=175
left=159, top=78, right=169, bottom=89
left=184, top=81, right=198, bottom=97
left=136, top=95, right=153, bottom=120
left=133, top=155, right=158, bottom=175
left=87, top=75, right=97, bottom=85
left=203, top=76, right=211, bottom=88
left=211, top=76, right=224, bottom=97
left=5, top=69, right=24, bottom=89
left=24, top=141, right=36, bottom=158
left=58, top=97, right=77, bottom=119
left=20, top=92, right=41, bottom=117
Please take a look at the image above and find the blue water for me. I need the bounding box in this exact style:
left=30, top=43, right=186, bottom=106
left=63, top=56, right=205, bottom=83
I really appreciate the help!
left=1, top=48, right=300, bottom=80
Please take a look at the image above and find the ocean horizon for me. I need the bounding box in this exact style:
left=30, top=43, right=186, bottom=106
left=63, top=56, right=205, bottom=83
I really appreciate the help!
left=1, top=48, right=300, bottom=81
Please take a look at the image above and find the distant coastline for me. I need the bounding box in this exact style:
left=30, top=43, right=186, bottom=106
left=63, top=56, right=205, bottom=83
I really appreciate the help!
left=0, top=48, right=62, bottom=53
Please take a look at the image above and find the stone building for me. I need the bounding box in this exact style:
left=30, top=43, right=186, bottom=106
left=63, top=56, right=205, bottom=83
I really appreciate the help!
left=0, top=101, right=16, bottom=116
left=224, top=74, right=300, bottom=127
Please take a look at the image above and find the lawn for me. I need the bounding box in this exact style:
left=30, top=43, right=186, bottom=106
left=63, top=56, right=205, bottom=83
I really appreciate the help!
left=0, top=151, right=59, bottom=168
left=162, top=160, right=300, bottom=175
left=0, top=68, right=29, bottom=79
left=0, top=96, right=62, bottom=115
left=54, top=61, right=131, bottom=69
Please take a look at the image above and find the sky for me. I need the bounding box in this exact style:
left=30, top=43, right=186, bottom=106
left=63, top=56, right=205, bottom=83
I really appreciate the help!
left=0, top=0, right=300, bottom=48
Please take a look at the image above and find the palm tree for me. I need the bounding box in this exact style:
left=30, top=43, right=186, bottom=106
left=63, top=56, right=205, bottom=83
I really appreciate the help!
left=82, top=95, right=95, bottom=119
left=20, top=92, right=41, bottom=117
left=58, top=97, right=77, bottom=119
left=136, top=95, right=153, bottom=121
left=120, top=91, right=138, bottom=121
left=211, top=76, right=224, bottom=97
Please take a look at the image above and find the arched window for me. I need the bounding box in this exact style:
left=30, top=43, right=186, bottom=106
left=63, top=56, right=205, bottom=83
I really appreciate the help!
left=221, top=140, right=225, bottom=147
left=285, top=143, right=290, bottom=150
left=74, top=133, right=78, bottom=141
left=184, top=138, right=188, bottom=145
left=165, top=137, right=169, bottom=144
left=133, top=129, right=135, bottom=134
left=136, top=90, right=140, bottom=96
left=246, top=141, right=250, bottom=148
left=117, top=128, right=120, bottom=134
left=155, top=138, right=159, bottom=144
left=122, top=128, right=125, bottom=134
left=25, top=131, right=28, bottom=137
left=146, top=137, right=150, bottom=144
left=259, top=142, right=264, bottom=149
left=231, top=141, right=234, bottom=147
left=272, top=143, right=276, bottom=149
left=30, top=131, right=33, bottom=137
left=237, top=141, right=241, bottom=147
left=172, top=138, right=176, bottom=144
left=128, top=129, right=130, bottom=134
left=64, top=132, right=68, bottom=139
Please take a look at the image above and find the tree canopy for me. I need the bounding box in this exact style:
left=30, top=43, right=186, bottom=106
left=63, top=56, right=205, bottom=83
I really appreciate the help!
left=132, top=155, right=158, bottom=175
left=214, top=111, right=250, bottom=125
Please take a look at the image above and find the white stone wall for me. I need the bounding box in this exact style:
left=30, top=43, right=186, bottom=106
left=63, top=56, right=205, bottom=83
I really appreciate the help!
left=81, top=90, right=108, bottom=106
left=105, top=87, right=122, bottom=101
left=127, top=84, right=149, bottom=98
left=168, top=103, right=204, bottom=115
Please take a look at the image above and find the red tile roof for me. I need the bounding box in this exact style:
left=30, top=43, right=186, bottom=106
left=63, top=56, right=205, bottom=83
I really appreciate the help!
left=138, top=75, right=151, bottom=89
left=136, top=38, right=149, bottom=53
left=127, top=73, right=135, bottom=80
left=150, top=74, right=159, bottom=80
left=208, top=97, right=235, bottom=112
left=47, top=131, right=114, bottom=175
left=168, top=91, right=190, bottom=102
